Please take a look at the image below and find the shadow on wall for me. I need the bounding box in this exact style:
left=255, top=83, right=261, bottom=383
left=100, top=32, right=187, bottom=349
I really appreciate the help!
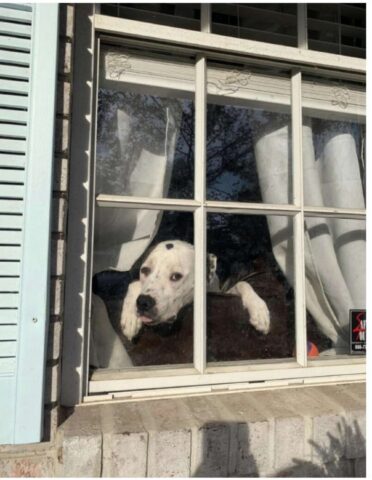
left=194, top=418, right=365, bottom=477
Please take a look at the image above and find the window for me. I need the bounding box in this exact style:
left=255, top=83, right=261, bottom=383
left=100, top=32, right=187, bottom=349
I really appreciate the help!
left=61, top=4, right=365, bottom=405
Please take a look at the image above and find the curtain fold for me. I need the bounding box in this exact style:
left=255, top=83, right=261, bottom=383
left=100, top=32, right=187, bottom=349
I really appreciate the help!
left=253, top=114, right=365, bottom=353
left=94, top=94, right=181, bottom=274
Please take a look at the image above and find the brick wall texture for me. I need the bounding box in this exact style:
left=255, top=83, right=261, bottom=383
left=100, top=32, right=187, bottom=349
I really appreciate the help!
left=44, top=3, right=74, bottom=443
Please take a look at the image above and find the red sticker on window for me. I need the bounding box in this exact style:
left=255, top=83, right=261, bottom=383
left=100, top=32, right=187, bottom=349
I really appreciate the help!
left=350, top=309, right=366, bottom=354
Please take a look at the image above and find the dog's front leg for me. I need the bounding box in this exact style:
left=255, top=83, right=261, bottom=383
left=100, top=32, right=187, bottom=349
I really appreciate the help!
left=120, top=280, right=143, bottom=341
left=228, top=281, right=270, bottom=334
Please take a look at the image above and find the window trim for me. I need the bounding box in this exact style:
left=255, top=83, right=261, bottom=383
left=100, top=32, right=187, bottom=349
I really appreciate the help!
left=94, top=13, right=366, bottom=74
left=61, top=5, right=366, bottom=407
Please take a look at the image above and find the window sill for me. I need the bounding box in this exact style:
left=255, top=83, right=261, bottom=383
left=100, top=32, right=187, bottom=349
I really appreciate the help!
left=57, top=382, right=366, bottom=477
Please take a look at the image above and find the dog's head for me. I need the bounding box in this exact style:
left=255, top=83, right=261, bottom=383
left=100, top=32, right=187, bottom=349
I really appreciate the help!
left=136, top=240, right=217, bottom=326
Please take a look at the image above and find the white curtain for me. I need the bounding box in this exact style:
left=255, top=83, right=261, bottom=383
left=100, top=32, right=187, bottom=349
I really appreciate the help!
left=91, top=95, right=181, bottom=368
left=93, top=96, right=181, bottom=274
left=253, top=114, right=366, bottom=353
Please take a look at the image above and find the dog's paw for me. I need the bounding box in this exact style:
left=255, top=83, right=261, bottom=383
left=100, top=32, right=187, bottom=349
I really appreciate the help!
left=246, top=297, right=270, bottom=335
left=120, top=281, right=142, bottom=341
left=122, top=313, right=142, bottom=342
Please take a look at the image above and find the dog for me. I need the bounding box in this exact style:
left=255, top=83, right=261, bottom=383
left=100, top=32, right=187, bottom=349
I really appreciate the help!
left=120, top=240, right=270, bottom=341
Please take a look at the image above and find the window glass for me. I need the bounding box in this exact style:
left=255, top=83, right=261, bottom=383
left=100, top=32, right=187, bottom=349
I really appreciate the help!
left=100, top=3, right=201, bottom=30
left=307, top=3, right=366, bottom=59
left=206, top=213, right=295, bottom=363
left=211, top=4, right=297, bottom=47
left=207, top=104, right=292, bottom=204
left=92, top=209, right=194, bottom=369
left=96, top=90, right=194, bottom=199
left=302, top=77, right=365, bottom=210
left=97, top=46, right=195, bottom=200
left=304, top=217, right=366, bottom=358
left=302, top=118, right=365, bottom=209
left=207, top=63, right=292, bottom=204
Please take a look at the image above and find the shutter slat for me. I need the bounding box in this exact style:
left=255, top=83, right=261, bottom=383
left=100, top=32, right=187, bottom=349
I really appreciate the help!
left=0, top=294, right=18, bottom=309
left=0, top=185, right=24, bottom=199
left=0, top=246, right=21, bottom=260
left=0, top=93, right=28, bottom=108
left=0, top=20, right=31, bottom=37
left=0, top=340, right=16, bottom=356
left=0, top=139, right=27, bottom=153
left=0, top=215, right=23, bottom=229
left=0, top=309, right=18, bottom=324
left=0, top=108, right=28, bottom=123
left=0, top=200, right=24, bottom=214
left=0, top=123, right=27, bottom=138
left=0, top=4, right=32, bottom=11
left=0, top=94, right=28, bottom=108
left=0, top=79, right=29, bottom=95
left=0, top=232, right=22, bottom=245
left=0, top=50, right=30, bottom=66
left=0, top=169, right=24, bottom=183
left=0, top=154, right=25, bottom=168
left=0, top=278, right=20, bottom=291
left=0, top=261, right=20, bottom=276
left=0, top=7, right=32, bottom=23
left=0, top=324, right=17, bottom=339
left=0, top=65, right=30, bottom=81
left=0, top=357, right=15, bottom=374
left=0, top=325, right=18, bottom=340
left=0, top=36, right=31, bottom=52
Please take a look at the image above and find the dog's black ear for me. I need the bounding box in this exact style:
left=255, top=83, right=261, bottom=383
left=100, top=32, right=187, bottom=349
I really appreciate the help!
left=207, top=253, right=217, bottom=284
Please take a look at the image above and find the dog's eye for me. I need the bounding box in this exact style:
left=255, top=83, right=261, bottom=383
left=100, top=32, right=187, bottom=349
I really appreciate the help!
left=170, top=272, right=183, bottom=282
left=140, top=266, right=151, bottom=276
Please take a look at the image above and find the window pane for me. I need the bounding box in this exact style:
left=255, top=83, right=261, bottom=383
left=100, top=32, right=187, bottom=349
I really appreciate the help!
left=307, top=4, right=366, bottom=59
left=100, top=3, right=201, bottom=30
left=211, top=4, right=297, bottom=47
left=206, top=213, right=295, bottom=363
left=91, top=208, right=194, bottom=369
left=304, top=217, right=366, bottom=357
left=302, top=117, right=365, bottom=210
left=97, top=47, right=195, bottom=200
left=96, top=91, right=194, bottom=199
left=207, top=64, right=292, bottom=204
left=302, top=74, right=365, bottom=210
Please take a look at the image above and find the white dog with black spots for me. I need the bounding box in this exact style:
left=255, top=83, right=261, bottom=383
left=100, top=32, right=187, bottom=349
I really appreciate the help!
left=121, top=240, right=270, bottom=341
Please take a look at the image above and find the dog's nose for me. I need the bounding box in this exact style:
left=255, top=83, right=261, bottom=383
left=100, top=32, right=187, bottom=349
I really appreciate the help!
left=136, top=294, right=155, bottom=312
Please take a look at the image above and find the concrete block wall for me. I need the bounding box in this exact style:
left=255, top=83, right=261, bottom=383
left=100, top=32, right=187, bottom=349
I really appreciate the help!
left=57, top=384, right=366, bottom=478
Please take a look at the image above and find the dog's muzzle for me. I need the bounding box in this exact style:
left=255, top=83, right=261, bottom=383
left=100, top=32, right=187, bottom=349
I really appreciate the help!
left=136, top=294, right=156, bottom=324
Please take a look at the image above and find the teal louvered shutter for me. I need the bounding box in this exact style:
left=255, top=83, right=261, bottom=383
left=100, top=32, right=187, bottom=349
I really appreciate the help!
left=0, top=4, right=58, bottom=444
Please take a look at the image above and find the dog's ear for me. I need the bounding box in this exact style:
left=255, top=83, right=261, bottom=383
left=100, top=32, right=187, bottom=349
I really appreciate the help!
left=207, top=253, right=217, bottom=284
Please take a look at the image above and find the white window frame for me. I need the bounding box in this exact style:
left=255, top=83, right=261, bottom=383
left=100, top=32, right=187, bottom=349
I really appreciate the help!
left=61, top=4, right=366, bottom=406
